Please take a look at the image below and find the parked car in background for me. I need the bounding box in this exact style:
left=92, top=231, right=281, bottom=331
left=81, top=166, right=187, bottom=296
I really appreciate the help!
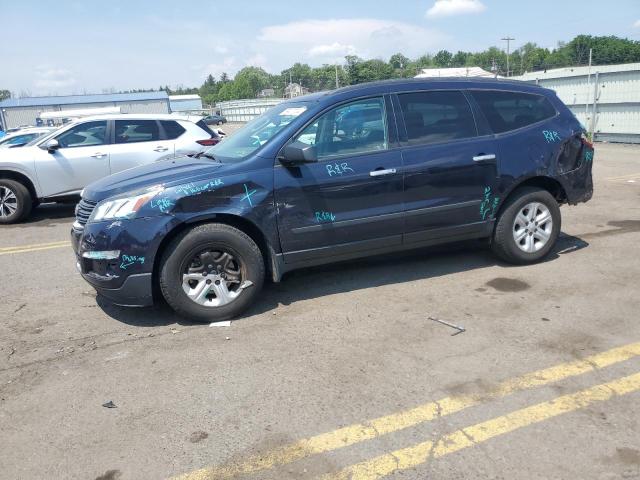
left=203, top=114, right=227, bottom=126
left=71, top=78, right=593, bottom=321
left=0, top=114, right=219, bottom=223
left=0, top=127, right=55, bottom=149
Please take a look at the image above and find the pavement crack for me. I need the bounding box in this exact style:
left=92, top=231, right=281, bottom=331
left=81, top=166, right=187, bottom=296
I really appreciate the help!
left=389, top=451, right=401, bottom=470
left=7, top=346, right=16, bottom=361
left=13, top=303, right=26, bottom=313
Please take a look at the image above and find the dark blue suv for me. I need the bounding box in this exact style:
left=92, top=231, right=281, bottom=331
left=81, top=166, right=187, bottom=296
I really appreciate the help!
left=71, top=78, right=593, bottom=321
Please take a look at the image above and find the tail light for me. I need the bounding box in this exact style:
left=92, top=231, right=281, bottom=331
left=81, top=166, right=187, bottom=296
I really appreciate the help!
left=196, top=138, right=219, bottom=146
left=580, top=132, right=593, bottom=150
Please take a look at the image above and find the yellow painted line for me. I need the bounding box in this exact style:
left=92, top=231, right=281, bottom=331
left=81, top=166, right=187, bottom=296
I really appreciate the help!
left=0, top=241, right=69, bottom=256
left=172, top=341, right=640, bottom=480
left=321, top=371, right=640, bottom=480
left=605, top=172, right=640, bottom=181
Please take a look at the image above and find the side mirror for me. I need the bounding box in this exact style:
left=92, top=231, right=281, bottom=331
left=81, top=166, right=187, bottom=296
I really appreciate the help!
left=42, top=139, right=60, bottom=152
left=280, top=141, right=318, bottom=164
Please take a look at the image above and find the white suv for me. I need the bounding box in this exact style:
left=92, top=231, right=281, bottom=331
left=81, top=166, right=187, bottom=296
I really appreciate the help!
left=0, top=114, right=219, bottom=223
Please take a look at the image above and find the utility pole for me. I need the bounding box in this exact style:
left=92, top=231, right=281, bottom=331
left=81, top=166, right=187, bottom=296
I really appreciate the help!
left=501, top=36, right=515, bottom=77
left=585, top=48, right=593, bottom=126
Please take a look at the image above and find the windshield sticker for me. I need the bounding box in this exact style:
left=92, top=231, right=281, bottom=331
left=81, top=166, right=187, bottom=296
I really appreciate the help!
left=326, top=162, right=354, bottom=177
left=279, top=107, right=307, bottom=117
left=241, top=184, right=258, bottom=207
left=315, top=211, right=336, bottom=223
left=542, top=130, right=562, bottom=143
left=175, top=179, right=224, bottom=196
left=480, top=186, right=500, bottom=220
left=120, top=255, right=145, bottom=270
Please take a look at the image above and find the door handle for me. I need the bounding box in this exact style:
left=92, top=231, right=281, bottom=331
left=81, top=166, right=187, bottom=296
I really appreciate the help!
left=473, top=154, right=496, bottom=162
left=91, top=153, right=106, bottom=158
left=369, top=168, right=397, bottom=177
left=153, top=146, right=169, bottom=152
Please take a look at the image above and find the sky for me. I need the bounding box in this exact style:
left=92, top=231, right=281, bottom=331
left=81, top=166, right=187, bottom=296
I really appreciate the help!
left=1, top=0, right=639, bottom=96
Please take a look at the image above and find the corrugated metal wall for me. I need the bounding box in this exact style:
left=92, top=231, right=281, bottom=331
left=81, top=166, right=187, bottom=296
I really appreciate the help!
left=170, top=99, right=203, bottom=112
left=1, top=99, right=170, bottom=128
left=517, top=66, right=640, bottom=143
left=217, top=98, right=284, bottom=122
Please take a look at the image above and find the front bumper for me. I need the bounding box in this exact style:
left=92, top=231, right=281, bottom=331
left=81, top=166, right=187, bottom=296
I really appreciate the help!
left=71, top=215, right=177, bottom=307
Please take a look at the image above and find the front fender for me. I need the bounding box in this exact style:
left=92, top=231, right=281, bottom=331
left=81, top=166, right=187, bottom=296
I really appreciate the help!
left=0, top=162, right=42, bottom=197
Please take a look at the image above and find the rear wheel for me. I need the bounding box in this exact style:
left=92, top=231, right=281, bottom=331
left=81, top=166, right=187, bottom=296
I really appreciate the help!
left=159, top=223, right=265, bottom=322
left=492, top=187, right=561, bottom=264
left=217, top=120, right=223, bottom=126
left=0, top=179, right=32, bottom=224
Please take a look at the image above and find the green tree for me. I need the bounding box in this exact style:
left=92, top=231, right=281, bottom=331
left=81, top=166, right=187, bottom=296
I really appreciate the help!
left=433, top=50, right=453, bottom=67
left=0, top=90, right=10, bottom=101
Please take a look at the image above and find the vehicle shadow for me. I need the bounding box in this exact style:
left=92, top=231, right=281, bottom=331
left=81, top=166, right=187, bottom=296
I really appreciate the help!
left=97, top=232, right=589, bottom=327
left=4, top=202, right=76, bottom=229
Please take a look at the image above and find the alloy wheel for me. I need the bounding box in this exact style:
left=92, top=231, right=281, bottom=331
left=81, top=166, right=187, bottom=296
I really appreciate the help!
left=512, top=202, right=553, bottom=253
left=0, top=186, right=18, bottom=218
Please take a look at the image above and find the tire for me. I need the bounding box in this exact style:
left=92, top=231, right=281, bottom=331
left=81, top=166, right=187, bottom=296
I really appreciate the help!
left=159, top=223, right=265, bottom=322
left=0, top=179, right=32, bottom=224
left=217, top=120, right=223, bottom=126
left=491, top=187, right=561, bottom=264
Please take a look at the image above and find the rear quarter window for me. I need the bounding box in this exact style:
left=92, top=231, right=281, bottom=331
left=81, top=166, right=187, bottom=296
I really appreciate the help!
left=161, top=121, right=186, bottom=140
left=470, top=90, right=557, bottom=134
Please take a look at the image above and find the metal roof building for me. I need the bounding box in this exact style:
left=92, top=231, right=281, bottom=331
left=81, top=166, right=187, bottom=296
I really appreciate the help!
left=169, top=94, right=203, bottom=112
left=514, top=63, right=640, bottom=143
left=0, top=91, right=170, bottom=129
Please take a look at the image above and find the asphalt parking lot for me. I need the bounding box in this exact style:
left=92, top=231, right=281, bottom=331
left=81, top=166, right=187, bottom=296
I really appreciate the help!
left=1, top=141, right=640, bottom=480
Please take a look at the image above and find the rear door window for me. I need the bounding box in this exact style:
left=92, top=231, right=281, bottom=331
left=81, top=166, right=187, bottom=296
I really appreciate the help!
left=470, top=90, right=557, bottom=134
left=114, top=120, right=160, bottom=144
left=397, top=91, right=477, bottom=145
left=161, top=121, right=186, bottom=140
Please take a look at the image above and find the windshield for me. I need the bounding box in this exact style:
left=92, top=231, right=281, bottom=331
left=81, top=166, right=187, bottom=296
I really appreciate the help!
left=206, top=102, right=311, bottom=162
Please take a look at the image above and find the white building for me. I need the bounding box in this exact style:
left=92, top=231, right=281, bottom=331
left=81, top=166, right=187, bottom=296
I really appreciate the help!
left=169, top=94, right=203, bottom=112
left=415, top=67, right=498, bottom=78
left=0, top=91, right=170, bottom=130
left=514, top=63, right=640, bottom=143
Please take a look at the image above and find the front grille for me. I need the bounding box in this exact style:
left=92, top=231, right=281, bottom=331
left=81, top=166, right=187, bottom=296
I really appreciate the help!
left=75, top=198, right=97, bottom=226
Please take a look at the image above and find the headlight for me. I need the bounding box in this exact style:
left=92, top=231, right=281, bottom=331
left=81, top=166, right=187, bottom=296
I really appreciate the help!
left=90, top=191, right=159, bottom=222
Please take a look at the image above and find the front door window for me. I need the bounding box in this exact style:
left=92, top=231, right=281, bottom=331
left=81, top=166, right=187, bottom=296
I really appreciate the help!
left=293, top=97, right=388, bottom=159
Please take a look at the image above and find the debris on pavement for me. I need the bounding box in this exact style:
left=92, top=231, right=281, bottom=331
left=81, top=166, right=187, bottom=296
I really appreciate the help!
left=428, top=317, right=466, bottom=336
left=102, top=401, right=117, bottom=409
left=209, top=320, right=231, bottom=327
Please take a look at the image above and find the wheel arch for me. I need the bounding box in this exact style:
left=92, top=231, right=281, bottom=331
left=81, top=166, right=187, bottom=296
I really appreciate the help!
left=492, top=176, right=566, bottom=236
left=152, top=214, right=280, bottom=298
left=0, top=169, right=39, bottom=203
left=504, top=176, right=568, bottom=204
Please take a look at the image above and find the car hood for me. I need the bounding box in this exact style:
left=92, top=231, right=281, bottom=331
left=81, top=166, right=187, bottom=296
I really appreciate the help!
left=82, top=156, right=227, bottom=202
left=0, top=144, right=41, bottom=163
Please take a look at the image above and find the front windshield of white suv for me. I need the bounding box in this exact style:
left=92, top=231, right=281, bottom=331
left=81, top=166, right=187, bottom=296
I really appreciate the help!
left=206, top=102, right=311, bottom=161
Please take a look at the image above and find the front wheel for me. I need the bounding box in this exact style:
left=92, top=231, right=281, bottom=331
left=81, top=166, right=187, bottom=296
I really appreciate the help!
left=492, top=187, right=561, bottom=264
left=159, top=223, right=265, bottom=322
left=0, top=179, right=32, bottom=224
